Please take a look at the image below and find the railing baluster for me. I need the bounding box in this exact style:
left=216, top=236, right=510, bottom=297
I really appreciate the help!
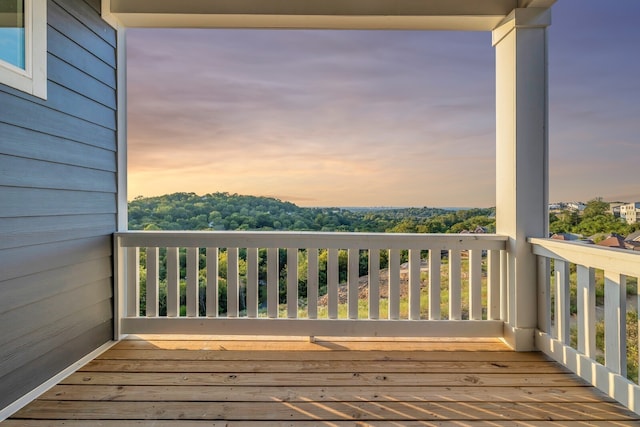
left=206, top=247, right=219, bottom=317
left=328, top=248, right=339, bottom=319
left=126, top=247, right=139, bottom=317
left=577, top=265, right=595, bottom=357
left=408, top=249, right=421, bottom=320
left=226, top=247, right=239, bottom=317
left=500, top=250, right=508, bottom=323
left=166, top=247, right=179, bottom=317
left=389, top=249, right=400, bottom=320
left=605, top=271, right=627, bottom=376
left=554, top=259, right=570, bottom=344
left=307, top=249, right=318, bottom=319
left=428, top=249, right=440, bottom=320
left=267, top=247, right=278, bottom=318
left=469, top=249, right=482, bottom=320
left=449, top=249, right=461, bottom=320
left=348, top=248, right=360, bottom=320
left=368, top=249, right=380, bottom=320
left=536, top=255, right=550, bottom=333
left=146, top=247, right=159, bottom=317
left=487, top=250, right=500, bottom=320
left=185, top=247, right=199, bottom=317
left=287, top=248, right=298, bottom=319
left=246, top=248, right=259, bottom=318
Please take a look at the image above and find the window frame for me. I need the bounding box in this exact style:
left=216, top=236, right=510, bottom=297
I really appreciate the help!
left=0, top=0, right=46, bottom=99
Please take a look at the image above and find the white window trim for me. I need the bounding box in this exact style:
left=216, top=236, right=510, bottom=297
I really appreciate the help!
left=0, top=0, right=47, bottom=99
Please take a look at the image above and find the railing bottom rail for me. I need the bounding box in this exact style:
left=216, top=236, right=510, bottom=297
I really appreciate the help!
left=120, top=318, right=504, bottom=337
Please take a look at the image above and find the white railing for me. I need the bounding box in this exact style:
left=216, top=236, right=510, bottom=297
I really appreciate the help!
left=530, top=238, right=640, bottom=412
left=115, top=231, right=507, bottom=338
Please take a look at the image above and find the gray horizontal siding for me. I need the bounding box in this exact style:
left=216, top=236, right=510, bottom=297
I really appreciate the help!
left=49, top=1, right=115, bottom=67
left=0, top=188, right=116, bottom=218
left=0, top=90, right=115, bottom=149
left=0, top=300, right=113, bottom=379
left=0, top=154, right=116, bottom=192
left=0, top=235, right=113, bottom=283
left=0, top=321, right=112, bottom=408
left=0, top=0, right=117, bottom=410
left=0, top=214, right=115, bottom=250
left=0, top=257, right=112, bottom=314
left=48, top=54, right=116, bottom=107
left=0, top=278, right=113, bottom=347
left=48, top=26, right=115, bottom=88
left=0, top=122, right=115, bottom=172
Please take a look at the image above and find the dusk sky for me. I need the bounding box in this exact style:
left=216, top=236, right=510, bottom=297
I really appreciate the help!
left=127, top=0, right=640, bottom=208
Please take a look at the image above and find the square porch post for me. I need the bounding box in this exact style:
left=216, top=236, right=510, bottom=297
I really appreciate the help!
left=493, top=8, right=551, bottom=350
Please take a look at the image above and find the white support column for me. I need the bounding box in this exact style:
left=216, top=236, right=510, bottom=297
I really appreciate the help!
left=493, top=8, right=550, bottom=350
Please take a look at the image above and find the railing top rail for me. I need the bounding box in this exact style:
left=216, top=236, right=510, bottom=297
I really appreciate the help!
left=529, top=237, right=640, bottom=277
left=115, top=231, right=508, bottom=251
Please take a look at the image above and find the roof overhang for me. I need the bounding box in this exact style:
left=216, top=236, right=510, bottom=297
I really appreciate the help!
left=102, top=0, right=556, bottom=31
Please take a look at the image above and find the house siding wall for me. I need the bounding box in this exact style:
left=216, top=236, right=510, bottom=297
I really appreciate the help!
left=0, top=0, right=116, bottom=409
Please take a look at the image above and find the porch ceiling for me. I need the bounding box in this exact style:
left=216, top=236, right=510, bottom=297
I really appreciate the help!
left=104, top=0, right=556, bottom=31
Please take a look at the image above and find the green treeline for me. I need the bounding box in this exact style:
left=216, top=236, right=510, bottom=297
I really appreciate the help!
left=128, top=192, right=496, bottom=233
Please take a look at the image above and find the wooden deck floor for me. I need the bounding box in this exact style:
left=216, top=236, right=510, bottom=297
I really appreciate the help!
left=5, top=336, right=640, bottom=426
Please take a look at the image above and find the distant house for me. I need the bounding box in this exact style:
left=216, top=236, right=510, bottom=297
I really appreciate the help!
left=620, top=202, right=640, bottom=224
left=550, top=232, right=583, bottom=241
left=567, top=202, right=586, bottom=212
left=596, top=234, right=627, bottom=249
left=625, top=230, right=640, bottom=242
left=608, top=202, right=626, bottom=218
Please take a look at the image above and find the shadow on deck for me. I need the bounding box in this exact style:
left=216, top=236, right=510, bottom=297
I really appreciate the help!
left=6, top=336, right=640, bottom=426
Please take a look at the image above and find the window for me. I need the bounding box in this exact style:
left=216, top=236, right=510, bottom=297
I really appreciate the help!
left=0, top=0, right=46, bottom=99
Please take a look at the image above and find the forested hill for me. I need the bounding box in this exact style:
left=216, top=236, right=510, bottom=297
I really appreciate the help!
left=128, top=192, right=495, bottom=233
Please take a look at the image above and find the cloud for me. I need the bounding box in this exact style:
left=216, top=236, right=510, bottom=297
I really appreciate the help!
left=127, top=2, right=640, bottom=207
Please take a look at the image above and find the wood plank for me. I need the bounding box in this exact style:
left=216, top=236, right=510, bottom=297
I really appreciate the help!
left=5, top=421, right=640, bottom=427
left=61, top=371, right=584, bottom=387
left=40, top=384, right=613, bottom=403
left=110, top=338, right=512, bottom=352
left=13, top=401, right=638, bottom=421
left=79, top=359, right=569, bottom=374
left=98, top=349, right=550, bottom=362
